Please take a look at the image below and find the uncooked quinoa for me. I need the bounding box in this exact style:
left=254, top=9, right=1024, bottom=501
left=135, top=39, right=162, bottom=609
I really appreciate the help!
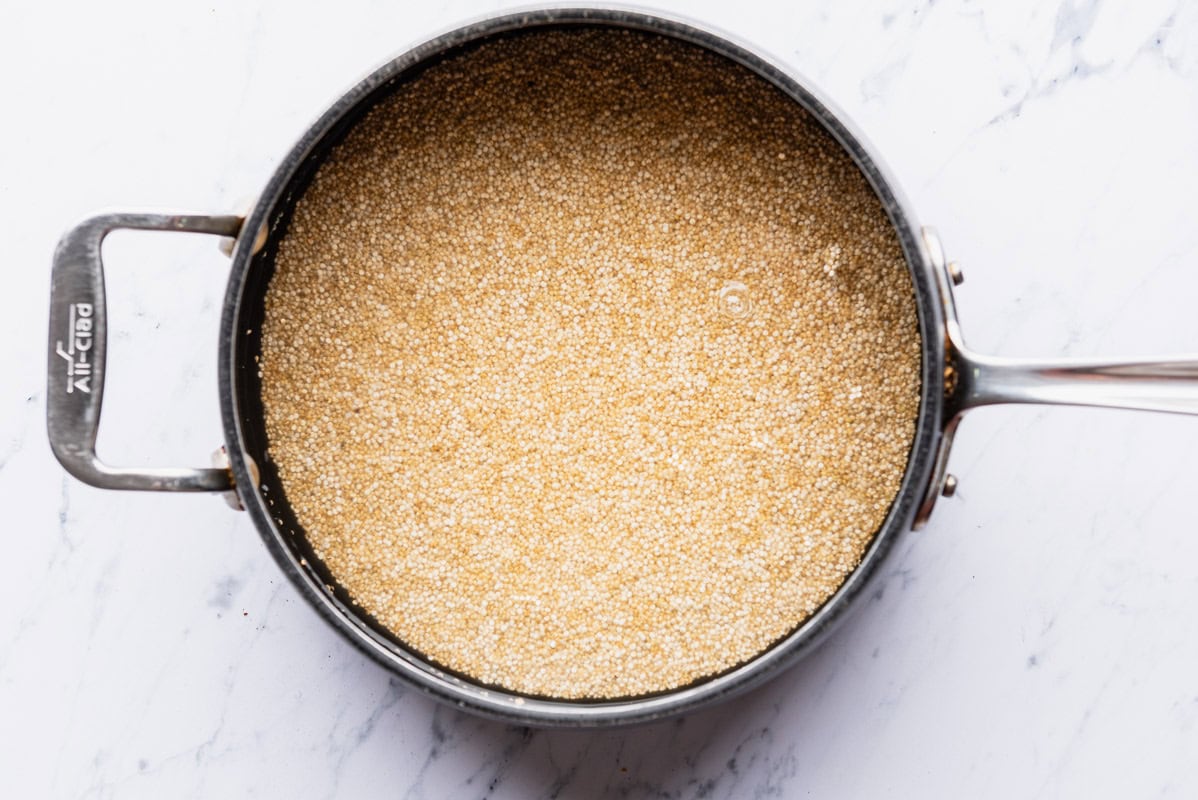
left=259, top=28, right=921, bottom=699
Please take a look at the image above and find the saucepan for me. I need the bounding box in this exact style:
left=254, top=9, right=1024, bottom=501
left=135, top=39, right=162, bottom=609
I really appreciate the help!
left=46, top=7, right=1198, bottom=727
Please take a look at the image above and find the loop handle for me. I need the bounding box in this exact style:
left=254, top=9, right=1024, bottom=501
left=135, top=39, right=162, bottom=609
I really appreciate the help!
left=47, top=213, right=243, bottom=491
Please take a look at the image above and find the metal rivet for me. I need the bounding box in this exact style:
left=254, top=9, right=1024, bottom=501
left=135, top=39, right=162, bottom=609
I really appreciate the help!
left=947, top=261, right=964, bottom=286
left=250, top=221, right=268, bottom=255
left=218, top=221, right=267, bottom=258
left=218, top=199, right=268, bottom=258
left=941, top=474, right=958, bottom=497
left=211, top=446, right=255, bottom=511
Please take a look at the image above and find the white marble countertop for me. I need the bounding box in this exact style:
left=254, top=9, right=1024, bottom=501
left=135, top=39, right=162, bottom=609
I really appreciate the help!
left=5, top=0, right=1198, bottom=796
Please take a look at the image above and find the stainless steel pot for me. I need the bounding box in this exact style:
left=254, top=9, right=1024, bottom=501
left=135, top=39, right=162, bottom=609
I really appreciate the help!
left=45, top=7, right=1198, bottom=727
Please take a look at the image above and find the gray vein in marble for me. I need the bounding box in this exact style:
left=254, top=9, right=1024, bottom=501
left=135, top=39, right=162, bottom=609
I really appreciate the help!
left=987, top=0, right=1109, bottom=125
left=145, top=581, right=288, bottom=800
left=991, top=1, right=1182, bottom=129
left=856, top=0, right=942, bottom=103
left=51, top=554, right=120, bottom=798
left=1031, top=670, right=1112, bottom=800
left=0, top=392, right=36, bottom=476
left=321, top=677, right=407, bottom=799
left=921, top=1, right=1180, bottom=192
left=0, top=474, right=76, bottom=679
left=1133, top=10, right=1184, bottom=74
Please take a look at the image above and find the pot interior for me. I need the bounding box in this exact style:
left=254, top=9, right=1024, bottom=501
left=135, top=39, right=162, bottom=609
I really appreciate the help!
left=224, top=11, right=944, bottom=723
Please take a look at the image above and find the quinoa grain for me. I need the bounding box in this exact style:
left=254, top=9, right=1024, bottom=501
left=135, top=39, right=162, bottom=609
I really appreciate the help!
left=260, top=28, right=921, bottom=699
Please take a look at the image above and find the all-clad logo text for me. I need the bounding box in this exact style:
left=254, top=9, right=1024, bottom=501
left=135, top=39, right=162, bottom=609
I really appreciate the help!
left=56, top=303, right=94, bottom=394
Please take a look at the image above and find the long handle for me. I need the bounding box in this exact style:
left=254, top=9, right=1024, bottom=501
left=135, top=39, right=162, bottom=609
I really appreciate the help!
left=47, top=212, right=243, bottom=491
left=953, top=351, right=1198, bottom=416
left=914, top=226, right=1198, bottom=528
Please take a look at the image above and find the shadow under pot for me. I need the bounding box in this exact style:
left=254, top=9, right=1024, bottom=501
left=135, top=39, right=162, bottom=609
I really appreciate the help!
left=46, top=8, right=1198, bottom=727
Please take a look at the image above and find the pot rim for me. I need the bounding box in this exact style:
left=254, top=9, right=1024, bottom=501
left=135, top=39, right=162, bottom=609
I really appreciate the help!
left=217, top=5, right=946, bottom=727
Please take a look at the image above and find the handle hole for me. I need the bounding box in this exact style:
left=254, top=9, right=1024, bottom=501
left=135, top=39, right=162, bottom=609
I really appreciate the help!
left=94, top=230, right=228, bottom=467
